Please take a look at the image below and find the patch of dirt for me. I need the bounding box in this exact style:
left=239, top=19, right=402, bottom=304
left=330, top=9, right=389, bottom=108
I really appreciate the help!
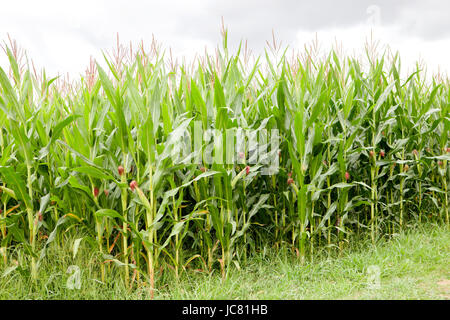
left=437, top=279, right=450, bottom=300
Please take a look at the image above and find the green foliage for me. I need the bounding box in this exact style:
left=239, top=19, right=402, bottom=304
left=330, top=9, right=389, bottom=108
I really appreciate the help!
left=0, top=35, right=448, bottom=295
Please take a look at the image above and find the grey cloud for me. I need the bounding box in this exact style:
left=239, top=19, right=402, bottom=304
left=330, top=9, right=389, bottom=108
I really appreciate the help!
left=169, top=0, right=449, bottom=51
left=172, top=0, right=410, bottom=49
left=397, top=0, right=450, bottom=40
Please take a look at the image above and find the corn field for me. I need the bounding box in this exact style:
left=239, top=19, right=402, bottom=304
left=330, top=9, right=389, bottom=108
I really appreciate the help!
left=0, top=34, right=449, bottom=297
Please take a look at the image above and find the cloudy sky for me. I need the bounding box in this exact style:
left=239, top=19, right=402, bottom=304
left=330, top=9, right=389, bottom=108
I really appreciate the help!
left=1, top=0, right=449, bottom=78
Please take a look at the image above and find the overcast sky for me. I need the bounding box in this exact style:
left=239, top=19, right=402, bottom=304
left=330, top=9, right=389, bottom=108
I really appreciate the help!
left=1, top=0, right=449, bottom=78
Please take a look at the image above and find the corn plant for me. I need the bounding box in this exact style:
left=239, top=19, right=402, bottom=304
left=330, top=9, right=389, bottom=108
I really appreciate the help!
left=0, top=32, right=448, bottom=295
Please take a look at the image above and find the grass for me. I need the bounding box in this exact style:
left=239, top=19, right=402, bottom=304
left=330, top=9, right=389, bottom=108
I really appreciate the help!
left=1, top=222, right=448, bottom=300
